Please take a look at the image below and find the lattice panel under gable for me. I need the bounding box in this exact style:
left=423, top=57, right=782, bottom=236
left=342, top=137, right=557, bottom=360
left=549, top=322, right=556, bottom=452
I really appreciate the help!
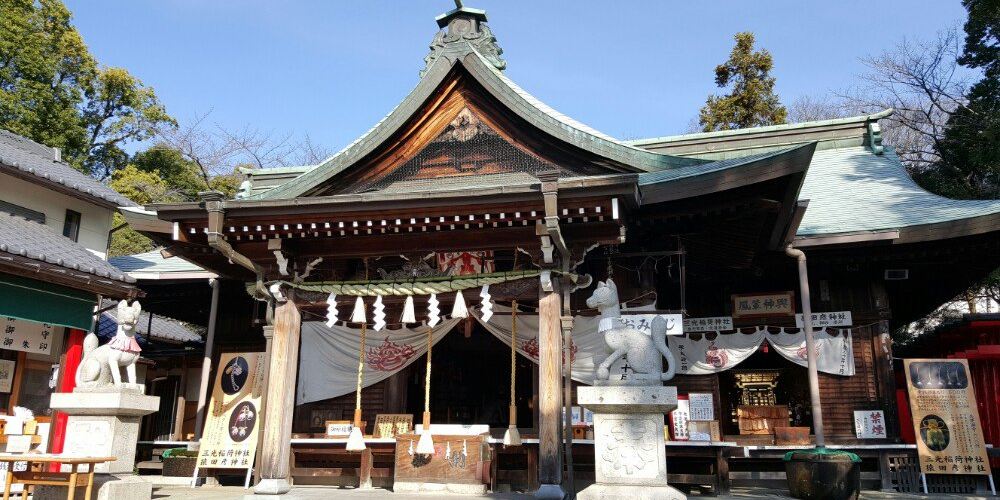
left=351, top=107, right=574, bottom=193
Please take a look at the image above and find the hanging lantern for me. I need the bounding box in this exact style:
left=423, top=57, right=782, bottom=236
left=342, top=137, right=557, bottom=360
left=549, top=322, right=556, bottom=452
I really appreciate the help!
left=372, top=295, right=386, bottom=332
left=401, top=295, right=416, bottom=324
left=416, top=323, right=436, bottom=455
left=451, top=291, right=468, bottom=319
left=351, top=297, right=366, bottom=324
left=479, top=285, right=493, bottom=323
left=427, top=294, right=440, bottom=328
left=325, top=293, right=338, bottom=328
left=503, top=300, right=522, bottom=446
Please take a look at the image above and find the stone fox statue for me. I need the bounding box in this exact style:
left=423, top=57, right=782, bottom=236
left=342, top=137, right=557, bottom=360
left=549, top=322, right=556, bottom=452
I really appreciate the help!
left=587, top=279, right=676, bottom=384
left=76, top=300, right=143, bottom=388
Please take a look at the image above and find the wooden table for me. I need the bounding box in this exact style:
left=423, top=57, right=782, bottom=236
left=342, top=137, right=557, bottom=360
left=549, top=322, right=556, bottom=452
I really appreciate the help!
left=0, top=454, right=115, bottom=500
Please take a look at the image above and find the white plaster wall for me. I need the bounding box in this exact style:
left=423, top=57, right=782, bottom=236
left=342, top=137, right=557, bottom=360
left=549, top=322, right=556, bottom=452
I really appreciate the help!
left=0, top=173, right=115, bottom=258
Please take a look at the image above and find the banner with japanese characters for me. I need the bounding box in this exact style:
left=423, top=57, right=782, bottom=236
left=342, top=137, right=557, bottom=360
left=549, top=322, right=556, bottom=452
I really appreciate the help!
left=904, top=359, right=990, bottom=475
left=1, top=316, right=54, bottom=355
left=197, top=352, right=265, bottom=471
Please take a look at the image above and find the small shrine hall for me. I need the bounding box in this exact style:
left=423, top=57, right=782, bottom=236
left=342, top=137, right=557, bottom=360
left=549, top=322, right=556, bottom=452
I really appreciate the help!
left=125, top=2, right=1000, bottom=496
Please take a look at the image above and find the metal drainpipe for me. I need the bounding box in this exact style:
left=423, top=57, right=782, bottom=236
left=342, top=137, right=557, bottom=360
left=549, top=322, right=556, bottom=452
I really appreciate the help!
left=785, top=244, right=825, bottom=448
left=193, top=277, right=220, bottom=439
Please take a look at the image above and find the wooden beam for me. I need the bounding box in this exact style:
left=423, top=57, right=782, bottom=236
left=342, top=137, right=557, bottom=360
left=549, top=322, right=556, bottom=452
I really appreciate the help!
left=536, top=279, right=563, bottom=494
left=255, top=300, right=301, bottom=494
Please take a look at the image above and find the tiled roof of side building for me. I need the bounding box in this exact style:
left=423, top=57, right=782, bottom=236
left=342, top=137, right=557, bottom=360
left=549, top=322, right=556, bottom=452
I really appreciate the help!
left=97, top=299, right=203, bottom=344
left=796, top=147, right=1000, bottom=237
left=108, top=249, right=214, bottom=279
left=0, top=128, right=136, bottom=208
left=0, top=210, right=135, bottom=284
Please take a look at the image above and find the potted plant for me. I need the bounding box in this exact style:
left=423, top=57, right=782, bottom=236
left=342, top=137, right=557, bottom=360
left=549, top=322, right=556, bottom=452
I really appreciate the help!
left=161, top=448, right=203, bottom=477
left=784, top=447, right=861, bottom=500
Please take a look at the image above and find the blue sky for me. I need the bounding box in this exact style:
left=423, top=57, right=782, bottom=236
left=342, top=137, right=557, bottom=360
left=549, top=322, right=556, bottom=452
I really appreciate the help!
left=65, top=1, right=967, bottom=156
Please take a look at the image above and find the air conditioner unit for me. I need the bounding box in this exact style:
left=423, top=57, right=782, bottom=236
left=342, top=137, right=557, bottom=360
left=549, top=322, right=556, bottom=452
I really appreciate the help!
left=884, top=269, right=909, bottom=280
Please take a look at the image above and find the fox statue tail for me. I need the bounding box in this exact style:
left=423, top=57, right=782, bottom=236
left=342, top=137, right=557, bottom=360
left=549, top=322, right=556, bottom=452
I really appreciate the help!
left=651, top=316, right=677, bottom=381
left=74, top=332, right=100, bottom=385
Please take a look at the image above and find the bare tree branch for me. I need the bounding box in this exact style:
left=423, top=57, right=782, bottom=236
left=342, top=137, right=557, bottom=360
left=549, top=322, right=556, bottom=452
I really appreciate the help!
left=838, top=28, right=971, bottom=174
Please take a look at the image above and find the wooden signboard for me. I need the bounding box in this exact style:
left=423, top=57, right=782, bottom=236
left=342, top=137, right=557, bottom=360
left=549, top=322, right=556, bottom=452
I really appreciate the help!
left=904, top=359, right=990, bottom=476
left=731, top=292, right=795, bottom=318
left=194, top=352, right=265, bottom=488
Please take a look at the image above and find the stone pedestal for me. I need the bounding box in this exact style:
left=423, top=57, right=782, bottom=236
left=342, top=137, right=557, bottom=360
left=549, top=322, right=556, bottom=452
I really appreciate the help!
left=35, top=388, right=159, bottom=500
left=577, top=385, right=686, bottom=500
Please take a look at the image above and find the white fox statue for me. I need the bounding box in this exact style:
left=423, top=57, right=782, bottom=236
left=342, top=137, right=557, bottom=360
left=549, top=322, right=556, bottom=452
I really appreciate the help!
left=586, top=279, right=676, bottom=385
left=76, top=300, right=143, bottom=389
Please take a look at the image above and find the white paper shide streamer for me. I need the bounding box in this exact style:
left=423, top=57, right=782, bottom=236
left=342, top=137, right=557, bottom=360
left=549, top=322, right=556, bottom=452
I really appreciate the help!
left=427, top=294, right=440, bottom=327
left=479, top=285, right=493, bottom=323
left=372, top=295, right=386, bottom=331
left=325, top=293, right=338, bottom=328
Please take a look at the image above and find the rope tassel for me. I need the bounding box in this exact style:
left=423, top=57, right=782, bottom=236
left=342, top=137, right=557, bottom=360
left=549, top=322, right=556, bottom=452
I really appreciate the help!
left=401, top=295, right=416, bottom=324
left=451, top=290, right=468, bottom=319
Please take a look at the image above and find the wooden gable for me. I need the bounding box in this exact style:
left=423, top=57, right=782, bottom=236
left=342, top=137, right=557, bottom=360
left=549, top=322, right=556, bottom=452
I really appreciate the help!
left=302, top=67, right=637, bottom=197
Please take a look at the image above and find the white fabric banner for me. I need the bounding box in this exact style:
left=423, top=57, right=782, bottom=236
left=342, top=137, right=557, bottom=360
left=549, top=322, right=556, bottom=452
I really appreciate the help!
left=297, top=318, right=461, bottom=405
left=296, top=308, right=855, bottom=404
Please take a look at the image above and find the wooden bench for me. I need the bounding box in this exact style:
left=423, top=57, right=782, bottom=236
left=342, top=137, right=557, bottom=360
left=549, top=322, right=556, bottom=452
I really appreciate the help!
left=0, top=454, right=115, bottom=500
left=289, top=438, right=395, bottom=489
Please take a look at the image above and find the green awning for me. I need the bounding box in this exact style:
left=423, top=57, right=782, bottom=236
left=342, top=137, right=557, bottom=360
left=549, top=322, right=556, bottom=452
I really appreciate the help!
left=0, top=274, right=97, bottom=330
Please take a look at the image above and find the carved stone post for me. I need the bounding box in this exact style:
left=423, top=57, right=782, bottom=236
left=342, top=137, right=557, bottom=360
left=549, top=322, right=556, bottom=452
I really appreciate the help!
left=254, top=299, right=301, bottom=495
left=536, top=274, right=565, bottom=499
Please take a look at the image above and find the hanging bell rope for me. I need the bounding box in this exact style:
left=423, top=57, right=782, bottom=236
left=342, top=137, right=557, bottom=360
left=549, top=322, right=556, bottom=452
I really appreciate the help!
left=416, top=321, right=436, bottom=455
left=503, top=299, right=522, bottom=446
left=346, top=298, right=367, bottom=452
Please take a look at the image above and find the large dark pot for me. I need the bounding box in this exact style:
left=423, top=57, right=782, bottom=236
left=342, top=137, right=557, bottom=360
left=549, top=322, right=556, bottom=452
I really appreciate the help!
left=162, top=455, right=206, bottom=477
left=784, top=448, right=861, bottom=500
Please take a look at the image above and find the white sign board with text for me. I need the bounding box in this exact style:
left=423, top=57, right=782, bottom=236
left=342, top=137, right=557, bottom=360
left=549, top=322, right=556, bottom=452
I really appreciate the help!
left=1, top=316, right=54, bottom=355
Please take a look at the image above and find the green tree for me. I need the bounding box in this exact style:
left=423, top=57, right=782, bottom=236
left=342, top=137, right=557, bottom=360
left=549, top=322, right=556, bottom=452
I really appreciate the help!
left=0, top=0, right=174, bottom=178
left=107, top=164, right=179, bottom=256
left=699, top=32, right=787, bottom=131
left=934, top=0, right=1000, bottom=199
left=131, top=144, right=209, bottom=199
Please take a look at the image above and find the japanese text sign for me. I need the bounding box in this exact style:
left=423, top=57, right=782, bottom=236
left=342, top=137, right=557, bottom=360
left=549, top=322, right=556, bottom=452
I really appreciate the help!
left=197, top=352, right=265, bottom=471
left=853, top=410, right=887, bottom=439
left=1, top=316, right=54, bottom=355
left=904, top=359, right=990, bottom=475
left=731, top=292, right=795, bottom=318
left=796, top=311, right=852, bottom=328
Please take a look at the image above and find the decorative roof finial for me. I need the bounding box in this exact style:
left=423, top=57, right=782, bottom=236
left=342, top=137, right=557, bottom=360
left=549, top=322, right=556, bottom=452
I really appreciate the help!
left=421, top=2, right=505, bottom=77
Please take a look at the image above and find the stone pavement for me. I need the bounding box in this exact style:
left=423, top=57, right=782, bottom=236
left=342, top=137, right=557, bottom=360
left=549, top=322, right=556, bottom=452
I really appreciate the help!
left=151, top=485, right=996, bottom=499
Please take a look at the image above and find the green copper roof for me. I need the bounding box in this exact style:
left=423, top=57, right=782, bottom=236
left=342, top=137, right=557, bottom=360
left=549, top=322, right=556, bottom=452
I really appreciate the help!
left=796, top=146, right=1000, bottom=237
left=252, top=47, right=703, bottom=200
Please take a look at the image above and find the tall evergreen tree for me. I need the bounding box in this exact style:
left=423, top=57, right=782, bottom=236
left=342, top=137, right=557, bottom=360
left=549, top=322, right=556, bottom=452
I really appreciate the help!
left=935, top=0, right=1000, bottom=199
left=0, top=0, right=174, bottom=178
left=699, top=32, right=787, bottom=131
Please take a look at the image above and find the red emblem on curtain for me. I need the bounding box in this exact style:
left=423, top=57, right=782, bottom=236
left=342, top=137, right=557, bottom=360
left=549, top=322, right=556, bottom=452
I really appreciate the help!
left=520, top=337, right=578, bottom=364
left=366, top=337, right=417, bottom=371
left=437, top=251, right=495, bottom=276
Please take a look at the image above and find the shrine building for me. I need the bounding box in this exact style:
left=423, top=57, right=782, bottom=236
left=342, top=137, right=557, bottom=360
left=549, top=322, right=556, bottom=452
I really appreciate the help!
left=124, top=3, right=1000, bottom=496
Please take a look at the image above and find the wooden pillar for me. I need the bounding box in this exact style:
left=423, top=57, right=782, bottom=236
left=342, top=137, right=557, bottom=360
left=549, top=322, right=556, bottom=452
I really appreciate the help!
left=253, top=299, right=301, bottom=495
left=536, top=278, right=565, bottom=498
left=173, top=357, right=188, bottom=440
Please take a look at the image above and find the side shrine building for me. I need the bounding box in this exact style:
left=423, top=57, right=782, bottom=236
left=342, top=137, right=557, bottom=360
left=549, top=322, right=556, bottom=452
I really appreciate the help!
left=125, top=4, right=1000, bottom=496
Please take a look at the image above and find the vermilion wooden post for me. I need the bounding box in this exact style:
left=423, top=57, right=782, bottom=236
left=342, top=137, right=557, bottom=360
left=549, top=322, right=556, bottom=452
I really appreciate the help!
left=49, top=328, right=85, bottom=471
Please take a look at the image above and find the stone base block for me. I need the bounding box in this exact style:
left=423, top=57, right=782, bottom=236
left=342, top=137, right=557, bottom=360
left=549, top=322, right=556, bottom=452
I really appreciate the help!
left=393, top=481, right=487, bottom=495
left=34, top=473, right=152, bottom=500
left=534, top=483, right=567, bottom=499
left=253, top=478, right=291, bottom=495
left=577, top=483, right=686, bottom=500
